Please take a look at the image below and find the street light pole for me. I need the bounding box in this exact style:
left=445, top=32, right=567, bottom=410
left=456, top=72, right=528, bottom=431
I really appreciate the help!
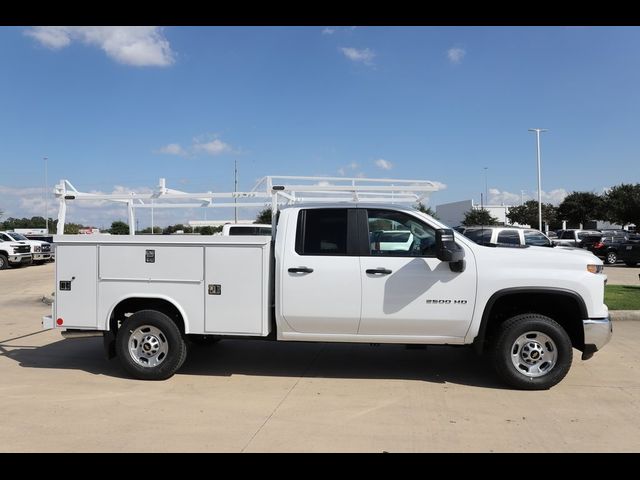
left=528, top=128, right=547, bottom=231
left=483, top=167, right=488, bottom=205
left=43, top=156, right=48, bottom=233
left=234, top=159, right=238, bottom=223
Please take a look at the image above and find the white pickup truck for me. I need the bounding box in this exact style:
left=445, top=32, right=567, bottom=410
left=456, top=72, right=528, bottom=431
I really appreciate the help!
left=0, top=231, right=52, bottom=264
left=43, top=203, right=612, bottom=390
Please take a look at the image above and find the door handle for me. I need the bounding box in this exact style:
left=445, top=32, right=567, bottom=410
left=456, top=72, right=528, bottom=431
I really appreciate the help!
left=366, top=268, right=392, bottom=275
left=288, top=267, right=314, bottom=274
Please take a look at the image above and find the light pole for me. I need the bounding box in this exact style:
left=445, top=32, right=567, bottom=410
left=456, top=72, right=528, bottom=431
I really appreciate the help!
left=43, top=156, right=49, bottom=233
left=483, top=167, right=488, bottom=205
left=528, top=128, right=547, bottom=231
left=234, top=159, right=238, bottom=223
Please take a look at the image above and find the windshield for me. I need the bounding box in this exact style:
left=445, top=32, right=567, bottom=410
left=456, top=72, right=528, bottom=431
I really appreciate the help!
left=10, top=233, right=28, bottom=241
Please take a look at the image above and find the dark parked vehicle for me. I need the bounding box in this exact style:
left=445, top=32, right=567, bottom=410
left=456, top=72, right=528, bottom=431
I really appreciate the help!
left=618, top=235, right=640, bottom=267
left=586, top=232, right=630, bottom=265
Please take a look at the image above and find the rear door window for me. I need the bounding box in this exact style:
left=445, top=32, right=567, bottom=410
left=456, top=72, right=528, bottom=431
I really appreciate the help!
left=497, top=230, right=520, bottom=245
left=295, top=209, right=349, bottom=255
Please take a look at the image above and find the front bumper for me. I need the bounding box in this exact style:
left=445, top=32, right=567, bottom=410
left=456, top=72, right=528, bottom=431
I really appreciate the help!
left=33, top=253, right=51, bottom=261
left=9, top=253, right=32, bottom=264
left=582, top=316, right=613, bottom=360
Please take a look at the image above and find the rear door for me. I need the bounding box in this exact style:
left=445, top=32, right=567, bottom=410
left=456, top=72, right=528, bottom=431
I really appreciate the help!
left=358, top=208, right=476, bottom=338
left=279, top=208, right=361, bottom=334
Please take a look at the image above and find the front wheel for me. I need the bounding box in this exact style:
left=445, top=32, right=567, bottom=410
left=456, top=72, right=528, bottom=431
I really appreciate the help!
left=492, top=314, right=573, bottom=390
left=115, top=310, right=187, bottom=380
left=0, top=254, right=7, bottom=270
left=605, top=251, right=617, bottom=264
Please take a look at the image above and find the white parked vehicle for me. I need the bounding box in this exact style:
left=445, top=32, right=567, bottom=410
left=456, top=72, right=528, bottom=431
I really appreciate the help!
left=461, top=226, right=554, bottom=248
left=0, top=231, right=52, bottom=264
left=42, top=176, right=612, bottom=390
left=0, top=237, right=32, bottom=269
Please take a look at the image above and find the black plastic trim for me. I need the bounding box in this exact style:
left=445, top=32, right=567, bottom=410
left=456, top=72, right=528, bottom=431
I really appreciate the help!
left=473, top=287, right=589, bottom=354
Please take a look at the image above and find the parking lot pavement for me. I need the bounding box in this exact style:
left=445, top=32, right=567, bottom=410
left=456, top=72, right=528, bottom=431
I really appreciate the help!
left=1, top=262, right=640, bottom=452
left=604, top=264, right=640, bottom=286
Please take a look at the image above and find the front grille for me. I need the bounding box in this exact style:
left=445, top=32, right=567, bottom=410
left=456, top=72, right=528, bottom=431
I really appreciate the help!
left=41, top=244, right=51, bottom=252
left=14, top=245, right=30, bottom=254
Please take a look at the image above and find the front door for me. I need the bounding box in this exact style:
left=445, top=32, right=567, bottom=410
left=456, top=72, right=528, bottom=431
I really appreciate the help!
left=358, top=208, right=476, bottom=338
left=279, top=208, right=361, bottom=334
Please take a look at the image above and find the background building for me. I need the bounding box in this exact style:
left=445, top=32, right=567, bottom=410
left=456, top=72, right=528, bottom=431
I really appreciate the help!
left=436, top=200, right=515, bottom=227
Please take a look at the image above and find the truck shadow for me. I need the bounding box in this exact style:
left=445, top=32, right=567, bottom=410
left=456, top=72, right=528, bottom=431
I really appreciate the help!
left=6, top=337, right=505, bottom=389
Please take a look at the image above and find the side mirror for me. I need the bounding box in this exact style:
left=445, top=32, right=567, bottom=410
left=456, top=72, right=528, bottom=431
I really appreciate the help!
left=436, top=229, right=465, bottom=263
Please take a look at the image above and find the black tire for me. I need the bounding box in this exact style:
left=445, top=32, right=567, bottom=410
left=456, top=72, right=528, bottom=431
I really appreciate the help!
left=115, top=309, right=187, bottom=380
left=492, top=313, right=573, bottom=390
left=605, top=251, right=617, bottom=264
left=187, top=334, right=221, bottom=346
left=625, top=261, right=638, bottom=267
left=0, top=254, right=8, bottom=270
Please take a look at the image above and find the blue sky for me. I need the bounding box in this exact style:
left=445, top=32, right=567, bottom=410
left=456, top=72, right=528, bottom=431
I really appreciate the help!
left=1, top=26, right=639, bottom=228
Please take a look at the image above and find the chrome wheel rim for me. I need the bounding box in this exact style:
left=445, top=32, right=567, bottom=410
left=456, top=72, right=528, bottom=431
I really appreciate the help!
left=0, top=257, right=5, bottom=268
left=607, top=253, right=616, bottom=264
left=128, top=325, right=169, bottom=368
left=510, top=331, right=557, bottom=378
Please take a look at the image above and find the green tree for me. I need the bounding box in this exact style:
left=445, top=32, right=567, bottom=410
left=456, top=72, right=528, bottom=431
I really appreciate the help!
left=461, top=208, right=501, bottom=226
left=199, top=226, right=215, bottom=235
left=163, top=223, right=186, bottom=234
left=64, top=223, right=84, bottom=234
left=558, top=192, right=605, bottom=226
left=255, top=208, right=272, bottom=224
left=604, top=183, right=640, bottom=227
left=109, top=221, right=130, bottom=235
left=507, top=200, right=559, bottom=228
left=413, top=202, right=439, bottom=219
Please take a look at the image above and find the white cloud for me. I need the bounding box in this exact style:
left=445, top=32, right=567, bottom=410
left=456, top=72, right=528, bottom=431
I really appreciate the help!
left=322, top=28, right=335, bottom=35
left=542, top=188, right=569, bottom=205
left=340, top=47, right=375, bottom=66
left=447, top=47, right=466, bottom=64
left=374, top=158, right=393, bottom=170
left=337, top=162, right=359, bottom=176
left=488, top=188, right=569, bottom=206
left=193, top=138, right=233, bottom=156
left=156, top=143, right=187, bottom=156
left=25, top=26, right=71, bottom=49
left=25, top=26, right=175, bottom=67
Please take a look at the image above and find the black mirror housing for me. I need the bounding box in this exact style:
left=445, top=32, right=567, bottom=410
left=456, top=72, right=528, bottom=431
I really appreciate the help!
left=436, top=228, right=465, bottom=263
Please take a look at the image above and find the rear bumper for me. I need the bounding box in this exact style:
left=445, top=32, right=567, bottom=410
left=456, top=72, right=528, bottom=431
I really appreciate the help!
left=42, top=315, right=54, bottom=330
left=582, top=316, right=613, bottom=360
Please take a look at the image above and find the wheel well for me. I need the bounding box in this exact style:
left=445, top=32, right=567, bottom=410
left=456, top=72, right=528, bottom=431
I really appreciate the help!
left=109, top=298, right=185, bottom=334
left=475, top=291, right=585, bottom=354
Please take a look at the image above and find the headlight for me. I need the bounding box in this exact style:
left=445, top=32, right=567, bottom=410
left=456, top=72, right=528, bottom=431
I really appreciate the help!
left=34, top=246, right=41, bottom=252
left=587, top=264, right=603, bottom=274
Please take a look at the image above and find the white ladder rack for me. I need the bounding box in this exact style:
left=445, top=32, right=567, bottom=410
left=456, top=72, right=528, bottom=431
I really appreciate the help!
left=54, top=175, right=443, bottom=235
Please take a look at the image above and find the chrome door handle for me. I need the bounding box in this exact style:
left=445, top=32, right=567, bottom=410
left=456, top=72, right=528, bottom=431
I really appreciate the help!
left=288, top=267, right=314, bottom=274
left=365, top=268, right=392, bottom=275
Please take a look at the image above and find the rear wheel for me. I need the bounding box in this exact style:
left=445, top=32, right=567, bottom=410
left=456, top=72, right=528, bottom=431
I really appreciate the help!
left=492, top=313, right=573, bottom=390
left=625, top=261, right=638, bottom=267
left=0, top=254, right=7, bottom=270
left=605, top=251, right=618, bottom=264
left=115, top=309, right=187, bottom=380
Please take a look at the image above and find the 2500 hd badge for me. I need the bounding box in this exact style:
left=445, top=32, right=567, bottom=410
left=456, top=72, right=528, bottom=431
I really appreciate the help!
left=426, top=299, right=468, bottom=304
